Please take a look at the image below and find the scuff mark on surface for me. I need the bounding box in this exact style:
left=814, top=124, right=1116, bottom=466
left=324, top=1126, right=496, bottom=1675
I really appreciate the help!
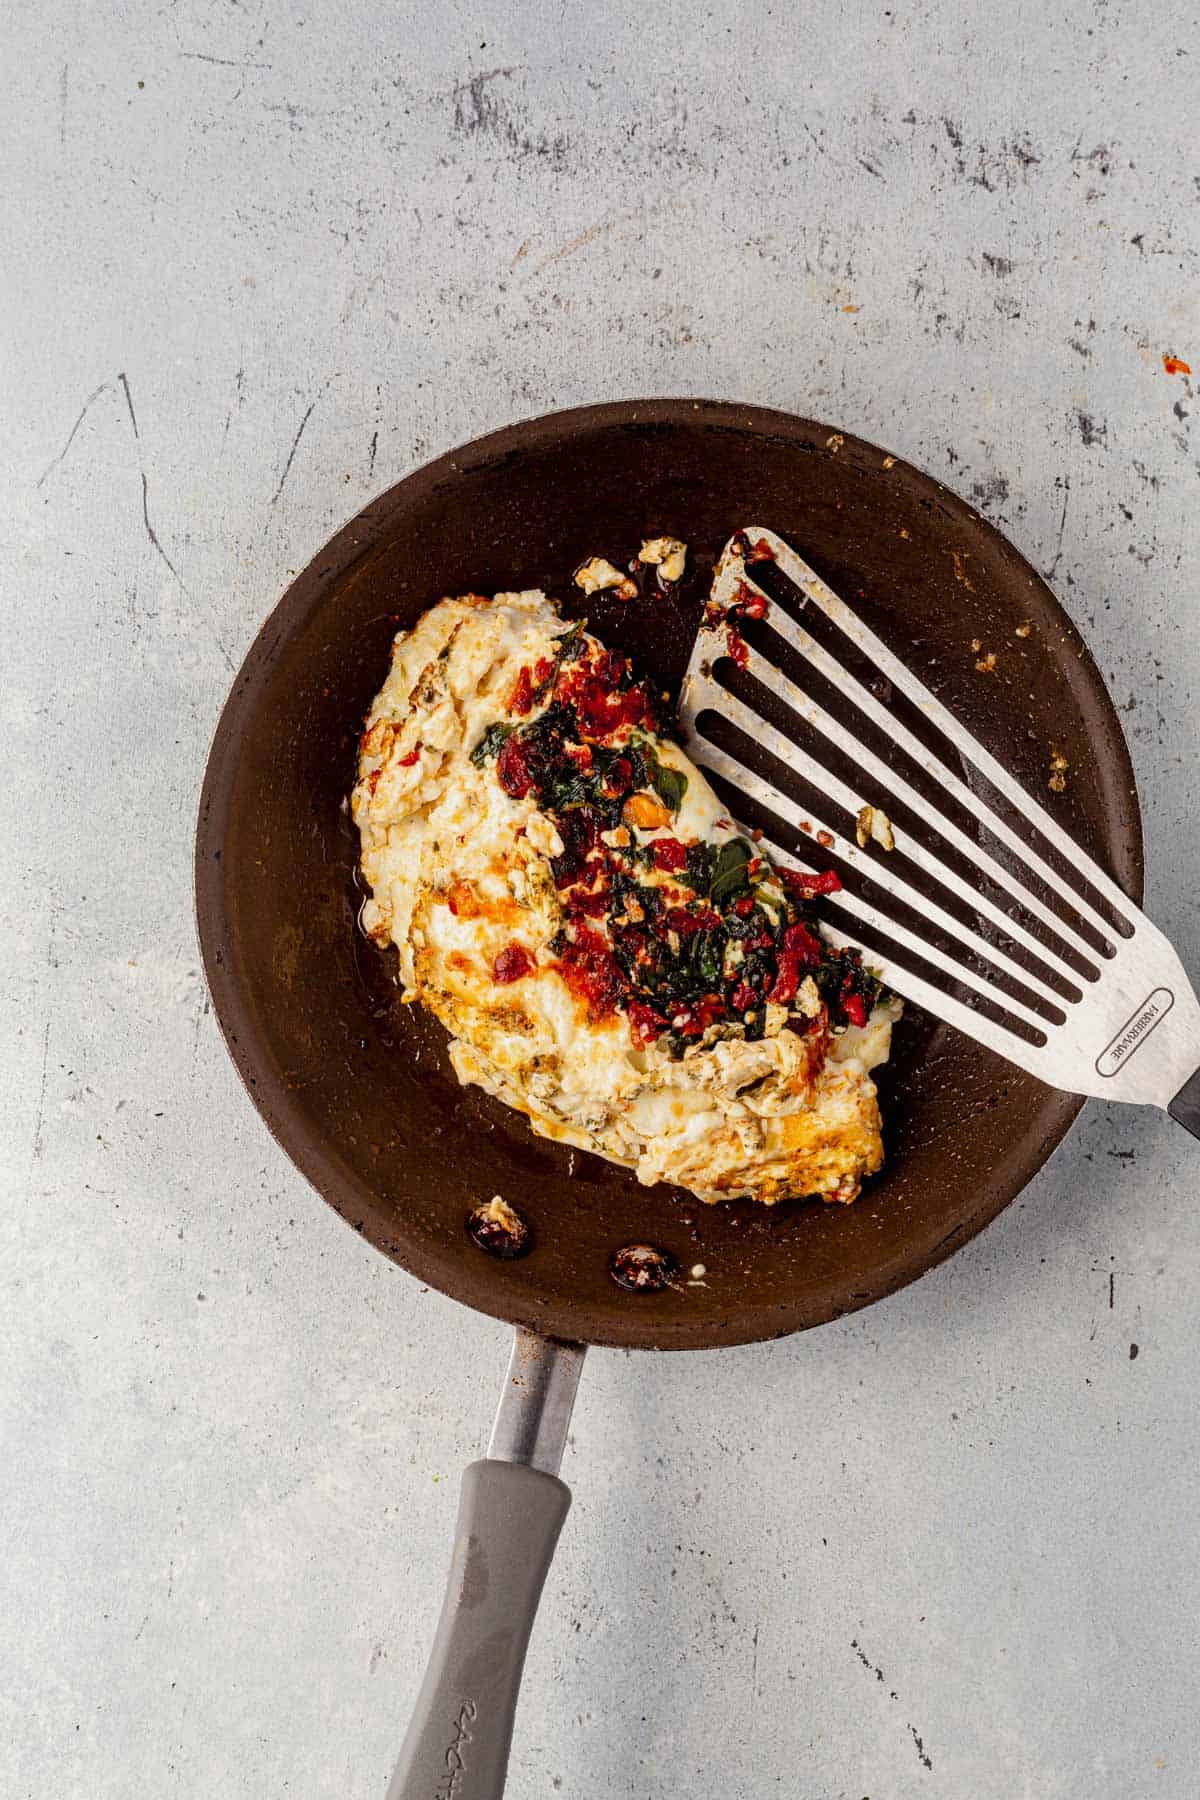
left=271, top=396, right=319, bottom=505
left=909, top=1722, right=933, bottom=1770
left=36, top=382, right=112, bottom=488
left=119, top=372, right=234, bottom=669
left=180, top=50, right=273, bottom=70
left=29, top=1014, right=51, bottom=1170
left=221, top=367, right=246, bottom=448
left=1046, top=475, right=1071, bottom=579
left=451, top=65, right=523, bottom=135
left=119, top=371, right=140, bottom=440
left=1075, top=409, right=1108, bottom=448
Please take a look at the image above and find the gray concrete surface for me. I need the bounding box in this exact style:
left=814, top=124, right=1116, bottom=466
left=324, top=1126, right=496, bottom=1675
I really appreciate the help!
left=3, top=2, right=1198, bottom=1795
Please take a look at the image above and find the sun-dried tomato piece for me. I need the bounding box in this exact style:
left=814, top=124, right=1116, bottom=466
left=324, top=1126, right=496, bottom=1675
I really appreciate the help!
left=842, top=990, right=868, bottom=1028
left=627, top=998, right=668, bottom=1045
left=651, top=838, right=689, bottom=873
left=509, top=666, right=535, bottom=715
left=781, top=867, right=842, bottom=899
left=555, top=925, right=624, bottom=1018
left=492, top=944, right=534, bottom=984
left=496, top=734, right=533, bottom=797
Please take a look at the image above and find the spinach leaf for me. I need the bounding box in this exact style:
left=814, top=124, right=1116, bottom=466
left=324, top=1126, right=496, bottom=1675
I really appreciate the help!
left=470, top=721, right=515, bottom=765
left=651, top=760, right=688, bottom=813
left=694, top=929, right=724, bottom=986
left=552, top=618, right=587, bottom=664
left=634, top=737, right=688, bottom=813
left=675, top=841, right=717, bottom=894
left=709, top=838, right=755, bottom=907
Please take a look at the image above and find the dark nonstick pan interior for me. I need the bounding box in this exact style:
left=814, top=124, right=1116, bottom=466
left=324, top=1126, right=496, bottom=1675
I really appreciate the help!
left=195, top=399, right=1142, bottom=1349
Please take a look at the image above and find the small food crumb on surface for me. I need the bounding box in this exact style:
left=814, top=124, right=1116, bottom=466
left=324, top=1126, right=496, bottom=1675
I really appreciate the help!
left=1048, top=745, right=1070, bottom=792
left=638, top=536, right=687, bottom=582
left=574, top=556, right=627, bottom=595
left=690, top=1263, right=707, bottom=1279
left=970, top=637, right=982, bottom=653
left=856, top=805, right=896, bottom=851
left=816, top=829, right=835, bottom=848
left=826, top=432, right=845, bottom=452
left=466, top=1195, right=532, bottom=1259
left=898, top=527, right=911, bottom=540
left=1162, top=352, right=1192, bottom=376
left=1015, top=621, right=1032, bottom=638
left=882, top=454, right=896, bottom=468
left=974, top=651, right=997, bottom=673
left=610, top=1243, right=678, bottom=1292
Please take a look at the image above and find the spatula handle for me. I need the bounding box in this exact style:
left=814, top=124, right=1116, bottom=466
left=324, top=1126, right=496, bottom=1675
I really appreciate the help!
left=384, top=1457, right=572, bottom=1800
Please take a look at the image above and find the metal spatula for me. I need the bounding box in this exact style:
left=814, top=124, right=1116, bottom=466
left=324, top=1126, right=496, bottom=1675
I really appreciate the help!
left=678, top=527, right=1200, bottom=1137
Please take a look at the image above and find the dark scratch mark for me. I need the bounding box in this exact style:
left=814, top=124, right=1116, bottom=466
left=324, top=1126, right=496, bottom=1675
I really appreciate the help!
left=179, top=51, right=272, bottom=68
left=942, top=118, right=964, bottom=151
left=1046, top=476, right=1071, bottom=578
left=451, top=64, right=523, bottom=134
left=909, top=1723, right=933, bottom=1770
left=1075, top=409, right=1108, bottom=448
left=59, top=64, right=68, bottom=146
left=751, top=1623, right=759, bottom=1692
left=36, top=382, right=111, bottom=488
left=851, top=1639, right=886, bottom=1683
left=368, top=428, right=378, bottom=479
left=221, top=366, right=246, bottom=447
left=1129, top=1342, right=1139, bottom=1360
left=857, top=156, right=884, bottom=179
left=30, top=1014, right=51, bottom=1167
left=971, top=474, right=1010, bottom=509
left=1106, top=1148, right=1135, bottom=1162
left=802, top=123, right=830, bottom=160
left=271, top=397, right=318, bottom=505
left=140, top=474, right=191, bottom=600
left=119, top=372, right=236, bottom=671
left=853, top=1641, right=932, bottom=1769
left=133, top=1611, right=151, bottom=1642
left=982, top=252, right=1014, bottom=277
left=1109, top=1271, right=1115, bottom=1309
left=119, top=371, right=140, bottom=440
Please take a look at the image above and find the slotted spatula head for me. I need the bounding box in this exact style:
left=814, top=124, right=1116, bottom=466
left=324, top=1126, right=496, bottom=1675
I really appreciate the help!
left=678, top=527, right=1200, bottom=1119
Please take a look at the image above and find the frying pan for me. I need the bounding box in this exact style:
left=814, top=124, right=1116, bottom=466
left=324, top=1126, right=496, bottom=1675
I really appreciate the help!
left=195, top=399, right=1142, bottom=1794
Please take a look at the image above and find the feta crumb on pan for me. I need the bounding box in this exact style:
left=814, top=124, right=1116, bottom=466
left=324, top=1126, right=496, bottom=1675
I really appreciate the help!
left=638, top=537, right=687, bottom=583
left=574, top=557, right=637, bottom=598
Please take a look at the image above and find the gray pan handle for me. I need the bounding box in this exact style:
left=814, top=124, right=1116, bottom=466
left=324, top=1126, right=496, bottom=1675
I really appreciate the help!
left=385, top=1332, right=586, bottom=1800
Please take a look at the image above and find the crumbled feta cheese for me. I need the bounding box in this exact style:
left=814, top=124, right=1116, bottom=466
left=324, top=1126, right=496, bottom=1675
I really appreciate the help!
left=856, top=805, right=895, bottom=851
left=574, top=556, right=627, bottom=595
left=525, top=810, right=565, bottom=859
left=638, top=536, right=687, bottom=583
left=794, top=976, right=822, bottom=1019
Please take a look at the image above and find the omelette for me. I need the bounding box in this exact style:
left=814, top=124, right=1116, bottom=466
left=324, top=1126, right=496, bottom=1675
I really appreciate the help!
left=351, top=588, right=900, bottom=1205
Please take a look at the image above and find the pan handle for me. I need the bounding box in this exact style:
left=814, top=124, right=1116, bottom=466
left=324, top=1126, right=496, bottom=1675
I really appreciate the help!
left=384, top=1331, right=586, bottom=1800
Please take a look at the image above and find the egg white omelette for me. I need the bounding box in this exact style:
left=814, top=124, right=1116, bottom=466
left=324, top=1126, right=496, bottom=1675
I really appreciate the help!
left=352, top=590, right=900, bottom=1205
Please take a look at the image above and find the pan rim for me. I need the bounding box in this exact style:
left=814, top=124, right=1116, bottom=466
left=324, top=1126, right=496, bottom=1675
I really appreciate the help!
left=195, top=397, right=1144, bottom=1349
